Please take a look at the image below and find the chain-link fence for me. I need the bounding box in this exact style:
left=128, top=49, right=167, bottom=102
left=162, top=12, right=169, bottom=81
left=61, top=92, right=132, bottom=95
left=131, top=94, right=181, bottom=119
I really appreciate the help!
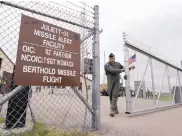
left=0, top=1, right=101, bottom=135
left=123, top=33, right=182, bottom=115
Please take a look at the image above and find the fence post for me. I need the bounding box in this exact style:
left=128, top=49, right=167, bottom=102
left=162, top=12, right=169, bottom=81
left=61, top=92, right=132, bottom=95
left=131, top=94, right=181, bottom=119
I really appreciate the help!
left=149, top=57, right=156, bottom=107
left=177, top=70, right=182, bottom=102
left=92, top=5, right=100, bottom=130
left=166, top=65, right=172, bottom=101
left=156, top=65, right=167, bottom=107
left=123, top=33, right=132, bottom=114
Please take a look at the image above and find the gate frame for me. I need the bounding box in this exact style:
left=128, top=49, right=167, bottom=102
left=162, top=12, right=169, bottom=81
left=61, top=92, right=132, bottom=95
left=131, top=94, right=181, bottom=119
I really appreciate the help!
left=123, top=33, right=182, bottom=116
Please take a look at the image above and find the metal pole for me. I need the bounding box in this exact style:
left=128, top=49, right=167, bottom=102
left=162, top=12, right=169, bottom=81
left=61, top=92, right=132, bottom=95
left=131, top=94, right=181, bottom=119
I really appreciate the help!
left=132, top=58, right=149, bottom=108
left=103, top=51, right=106, bottom=84
left=166, top=65, right=172, bottom=101
left=149, top=57, right=156, bottom=107
left=135, top=51, right=139, bottom=80
left=92, top=5, right=100, bottom=130
left=123, top=33, right=132, bottom=114
left=156, top=65, right=167, bottom=107
left=177, top=70, right=182, bottom=103
left=172, top=76, right=178, bottom=104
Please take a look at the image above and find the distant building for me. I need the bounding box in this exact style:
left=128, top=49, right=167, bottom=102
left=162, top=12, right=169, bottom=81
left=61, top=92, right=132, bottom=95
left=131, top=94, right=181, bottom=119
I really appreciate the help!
left=134, top=81, right=146, bottom=98
left=0, top=48, right=14, bottom=73
left=0, top=48, right=14, bottom=93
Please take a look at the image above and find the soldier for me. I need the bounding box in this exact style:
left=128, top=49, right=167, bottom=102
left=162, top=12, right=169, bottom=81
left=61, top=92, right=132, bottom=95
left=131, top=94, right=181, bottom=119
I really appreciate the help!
left=105, top=53, right=134, bottom=117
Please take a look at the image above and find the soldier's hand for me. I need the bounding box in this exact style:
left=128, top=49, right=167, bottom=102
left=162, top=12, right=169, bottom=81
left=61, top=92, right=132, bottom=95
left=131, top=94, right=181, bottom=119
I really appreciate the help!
left=124, top=75, right=127, bottom=80
left=129, top=66, right=135, bottom=71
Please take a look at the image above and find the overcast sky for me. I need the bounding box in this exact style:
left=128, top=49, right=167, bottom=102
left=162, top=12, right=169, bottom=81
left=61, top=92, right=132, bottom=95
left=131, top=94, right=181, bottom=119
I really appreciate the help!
left=1, top=0, right=182, bottom=92
left=85, top=0, right=182, bottom=90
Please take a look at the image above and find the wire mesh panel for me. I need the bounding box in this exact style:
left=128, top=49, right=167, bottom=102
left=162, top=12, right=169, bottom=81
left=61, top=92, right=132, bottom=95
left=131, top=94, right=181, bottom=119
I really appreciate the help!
left=123, top=33, right=182, bottom=115
left=0, top=1, right=96, bottom=135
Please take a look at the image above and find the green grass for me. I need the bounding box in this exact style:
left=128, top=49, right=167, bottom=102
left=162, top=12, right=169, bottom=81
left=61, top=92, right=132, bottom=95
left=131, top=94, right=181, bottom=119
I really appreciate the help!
left=0, top=117, right=5, bottom=124
left=0, top=117, right=94, bottom=136
left=14, top=122, right=95, bottom=136
left=156, top=96, right=171, bottom=101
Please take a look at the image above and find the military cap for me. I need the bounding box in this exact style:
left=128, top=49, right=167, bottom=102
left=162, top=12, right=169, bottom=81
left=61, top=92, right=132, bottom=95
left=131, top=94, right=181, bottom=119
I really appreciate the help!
left=109, top=53, right=115, bottom=58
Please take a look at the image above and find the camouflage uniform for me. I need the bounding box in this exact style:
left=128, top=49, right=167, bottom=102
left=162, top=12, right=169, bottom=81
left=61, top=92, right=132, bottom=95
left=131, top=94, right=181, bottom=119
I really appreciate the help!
left=105, top=61, right=124, bottom=116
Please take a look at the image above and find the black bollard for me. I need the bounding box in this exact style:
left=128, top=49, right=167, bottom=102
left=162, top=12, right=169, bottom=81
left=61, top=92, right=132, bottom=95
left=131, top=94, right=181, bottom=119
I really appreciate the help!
left=5, top=86, right=30, bottom=129
left=5, top=65, right=30, bottom=129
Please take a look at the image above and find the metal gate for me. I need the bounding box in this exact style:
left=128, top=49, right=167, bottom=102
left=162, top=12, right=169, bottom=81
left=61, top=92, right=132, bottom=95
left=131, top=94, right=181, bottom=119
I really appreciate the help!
left=123, top=33, right=182, bottom=116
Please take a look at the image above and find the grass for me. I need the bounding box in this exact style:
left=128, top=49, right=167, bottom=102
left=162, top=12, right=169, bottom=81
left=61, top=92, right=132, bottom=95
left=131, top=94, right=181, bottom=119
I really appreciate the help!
left=13, top=122, right=95, bottom=136
left=0, top=117, right=5, bottom=124
left=156, top=96, right=171, bottom=101
left=0, top=117, right=94, bottom=136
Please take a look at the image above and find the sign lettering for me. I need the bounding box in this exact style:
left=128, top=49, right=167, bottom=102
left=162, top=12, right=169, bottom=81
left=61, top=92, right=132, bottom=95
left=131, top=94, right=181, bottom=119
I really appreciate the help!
left=14, top=15, right=80, bottom=86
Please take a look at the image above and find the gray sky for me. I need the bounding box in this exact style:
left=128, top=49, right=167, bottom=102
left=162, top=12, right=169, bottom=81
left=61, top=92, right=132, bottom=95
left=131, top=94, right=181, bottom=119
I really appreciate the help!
left=86, top=0, right=182, bottom=90
left=1, top=0, right=182, bottom=92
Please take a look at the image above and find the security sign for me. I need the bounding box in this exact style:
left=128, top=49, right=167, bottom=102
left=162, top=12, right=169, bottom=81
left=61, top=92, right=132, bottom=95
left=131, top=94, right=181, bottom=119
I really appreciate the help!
left=14, top=15, right=80, bottom=86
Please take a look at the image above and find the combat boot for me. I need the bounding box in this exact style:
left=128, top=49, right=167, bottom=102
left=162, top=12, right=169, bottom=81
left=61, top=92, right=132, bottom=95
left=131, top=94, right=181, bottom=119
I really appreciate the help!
left=110, top=107, right=115, bottom=117
left=114, top=107, right=119, bottom=114
left=110, top=100, right=115, bottom=117
left=113, top=98, right=119, bottom=114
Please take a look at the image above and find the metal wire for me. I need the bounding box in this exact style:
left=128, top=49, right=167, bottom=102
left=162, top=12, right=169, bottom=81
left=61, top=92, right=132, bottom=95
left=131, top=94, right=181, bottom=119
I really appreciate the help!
left=0, top=1, right=93, bottom=30
left=126, top=33, right=180, bottom=69
left=50, top=1, right=94, bottom=18
left=66, top=1, right=94, bottom=14
left=78, top=1, right=94, bottom=10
